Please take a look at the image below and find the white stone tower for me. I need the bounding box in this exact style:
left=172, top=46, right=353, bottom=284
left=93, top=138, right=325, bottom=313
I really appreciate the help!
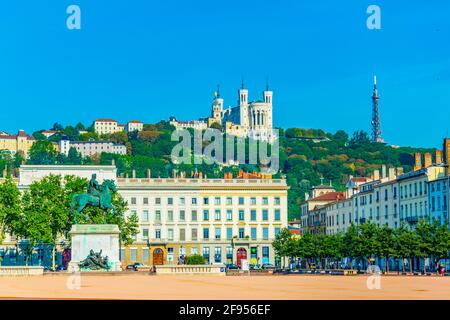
left=263, top=81, right=273, bottom=130
left=239, top=80, right=249, bottom=127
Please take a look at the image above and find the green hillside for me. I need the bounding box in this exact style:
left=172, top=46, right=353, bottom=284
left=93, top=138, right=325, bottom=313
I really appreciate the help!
left=0, top=122, right=436, bottom=220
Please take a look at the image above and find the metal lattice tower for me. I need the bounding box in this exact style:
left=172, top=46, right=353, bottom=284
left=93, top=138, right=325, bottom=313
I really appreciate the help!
left=371, top=75, right=384, bottom=143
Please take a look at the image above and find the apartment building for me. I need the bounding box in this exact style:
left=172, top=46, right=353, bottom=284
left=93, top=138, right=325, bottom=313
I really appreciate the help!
left=58, top=139, right=127, bottom=157
left=118, top=176, right=289, bottom=267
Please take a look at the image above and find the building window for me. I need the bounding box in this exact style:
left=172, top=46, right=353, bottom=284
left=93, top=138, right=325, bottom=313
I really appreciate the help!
left=203, top=228, right=209, bottom=240
left=215, top=210, right=221, bottom=221
left=155, top=229, right=161, bottom=239
left=215, top=197, right=221, bottom=205
left=168, top=229, right=174, bottom=241
left=262, top=197, right=269, bottom=205
left=251, top=210, right=257, bottom=221
left=167, top=197, right=173, bottom=205
left=275, top=228, right=281, bottom=236
left=238, top=197, right=244, bottom=205
left=251, top=227, right=257, bottom=240
left=238, top=228, right=245, bottom=239
left=239, top=210, right=245, bottom=221
left=155, top=210, right=161, bottom=222
left=155, top=198, right=161, bottom=205
left=275, top=209, right=281, bottom=221
left=215, top=228, right=221, bottom=240
left=168, top=210, right=174, bottom=222
left=203, top=210, right=209, bottom=221
left=191, top=210, right=197, bottom=222
left=262, top=209, right=269, bottom=221
left=191, top=228, right=198, bottom=241
left=263, top=228, right=269, bottom=240
left=192, top=197, right=197, bottom=205
left=142, top=228, right=149, bottom=240
left=142, top=210, right=149, bottom=222
left=180, top=210, right=186, bottom=221
left=142, top=248, right=149, bottom=262
left=226, top=247, right=233, bottom=260
left=274, top=197, right=280, bottom=205
left=179, top=197, right=185, bottom=205
left=214, top=247, right=222, bottom=263
left=250, top=197, right=257, bottom=205
left=262, top=246, right=269, bottom=263
left=203, top=197, right=209, bottom=205
left=143, top=197, right=148, bottom=205
left=226, top=197, right=232, bottom=205
left=131, top=197, right=136, bottom=205
left=180, top=229, right=186, bottom=241
left=202, top=247, right=210, bottom=263
left=130, top=248, right=137, bottom=262
left=226, top=228, right=233, bottom=240
left=226, top=210, right=232, bottom=221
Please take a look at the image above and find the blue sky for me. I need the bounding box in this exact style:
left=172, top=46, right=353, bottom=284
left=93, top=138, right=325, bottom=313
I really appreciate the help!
left=1, top=1, right=449, bottom=148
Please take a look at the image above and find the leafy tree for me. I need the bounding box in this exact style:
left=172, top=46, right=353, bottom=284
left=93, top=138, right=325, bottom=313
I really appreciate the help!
left=66, top=147, right=82, bottom=165
left=75, top=122, right=85, bottom=131
left=429, top=219, right=450, bottom=271
left=376, top=224, right=395, bottom=272
left=342, top=224, right=360, bottom=269
left=52, top=122, right=63, bottom=131
left=19, top=175, right=66, bottom=267
left=108, top=131, right=128, bottom=145
left=393, top=224, right=418, bottom=273
left=349, top=130, right=371, bottom=147
left=0, top=177, right=22, bottom=244
left=32, top=131, right=47, bottom=141
left=272, top=229, right=295, bottom=268
left=415, top=219, right=434, bottom=273
left=29, top=140, right=58, bottom=165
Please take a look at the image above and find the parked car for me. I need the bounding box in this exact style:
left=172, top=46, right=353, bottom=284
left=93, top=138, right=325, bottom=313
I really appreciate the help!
left=262, top=263, right=275, bottom=270
left=250, top=264, right=262, bottom=270
left=126, top=262, right=144, bottom=271
left=225, top=263, right=239, bottom=270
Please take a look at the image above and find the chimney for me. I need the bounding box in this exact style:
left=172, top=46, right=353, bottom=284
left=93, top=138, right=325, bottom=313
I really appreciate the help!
left=414, top=153, right=422, bottom=171
left=388, top=167, right=396, bottom=180
left=424, top=153, right=432, bottom=168
left=147, top=169, right=151, bottom=179
left=381, top=165, right=387, bottom=178
left=397, top=167, right=404, bottom=176
left=436, top=150, right=443, bottom=165
left=373, top=170, right=380, bottom=181
left=132, top=169, right=136, bottom=179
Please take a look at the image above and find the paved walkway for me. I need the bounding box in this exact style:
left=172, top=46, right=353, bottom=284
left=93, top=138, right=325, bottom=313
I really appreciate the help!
left=0, top=274, right=449, bottom=300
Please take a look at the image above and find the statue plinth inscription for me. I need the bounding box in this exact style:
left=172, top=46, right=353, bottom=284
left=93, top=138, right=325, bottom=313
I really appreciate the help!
left=68, top=224, right=121, bottom=272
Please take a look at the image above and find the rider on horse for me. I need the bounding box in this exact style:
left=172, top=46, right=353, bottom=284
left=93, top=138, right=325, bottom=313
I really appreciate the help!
left=88, top=174, right=103, bottom=208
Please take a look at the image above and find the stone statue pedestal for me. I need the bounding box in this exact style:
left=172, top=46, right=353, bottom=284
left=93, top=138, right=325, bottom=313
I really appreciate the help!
left=68, top=224, right=122, bottom=272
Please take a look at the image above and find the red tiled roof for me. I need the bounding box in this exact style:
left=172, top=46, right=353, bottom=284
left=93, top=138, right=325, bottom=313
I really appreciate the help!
left=352, top=177, right=368, bottom=182
left=0, top=134, right=16, bottom=139
left=310, top=192, right=346, bottom=202
left=95, top=118, right=117, bottom=122
left=128, top=120, right=143, bottom=124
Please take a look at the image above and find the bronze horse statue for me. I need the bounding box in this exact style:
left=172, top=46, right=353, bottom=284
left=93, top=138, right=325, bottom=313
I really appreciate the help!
left=69, top=178, right=117, bottom=224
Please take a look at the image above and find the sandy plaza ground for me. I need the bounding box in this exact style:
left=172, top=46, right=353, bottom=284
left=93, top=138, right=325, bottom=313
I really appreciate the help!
left=0, top=274, right=449, bottom=300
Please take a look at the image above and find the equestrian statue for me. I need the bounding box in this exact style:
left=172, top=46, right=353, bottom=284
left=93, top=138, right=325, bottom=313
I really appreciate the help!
left=69, top=174, right=117, bottom=224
